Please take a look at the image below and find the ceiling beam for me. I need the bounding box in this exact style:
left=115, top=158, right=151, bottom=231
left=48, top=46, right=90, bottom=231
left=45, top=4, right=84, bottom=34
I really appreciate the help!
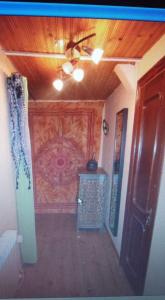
left=2, top=50, right=142, bottom=63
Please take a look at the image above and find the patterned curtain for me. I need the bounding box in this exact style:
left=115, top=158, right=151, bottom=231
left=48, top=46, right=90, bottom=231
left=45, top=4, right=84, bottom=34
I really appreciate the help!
left=7, top=73, right=31, bottom=190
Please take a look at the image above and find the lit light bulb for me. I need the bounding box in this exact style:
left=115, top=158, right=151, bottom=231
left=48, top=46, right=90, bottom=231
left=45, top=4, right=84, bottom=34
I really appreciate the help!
left=55, top=39, right=64, bottom=48
left=72, top=68, right=84, bottom=82
left=58, top=39, right=64, bottom=47
left=91, top=48, right=104, bottom=64
left=53, top=79, right=63, bottom=91
left=62, top=61, right=74, bottom=74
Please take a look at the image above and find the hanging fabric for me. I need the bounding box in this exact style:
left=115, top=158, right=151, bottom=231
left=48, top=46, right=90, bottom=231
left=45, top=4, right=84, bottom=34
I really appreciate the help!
left=7, top=72, right=31, bottom=190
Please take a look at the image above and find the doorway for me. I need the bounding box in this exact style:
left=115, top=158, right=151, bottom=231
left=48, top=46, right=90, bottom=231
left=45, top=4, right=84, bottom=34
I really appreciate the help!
left=120, top=57, right=165, bottom=295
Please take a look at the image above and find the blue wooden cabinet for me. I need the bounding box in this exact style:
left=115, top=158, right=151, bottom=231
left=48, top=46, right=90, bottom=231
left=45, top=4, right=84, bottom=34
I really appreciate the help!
left=77, top=168, right=107, bottom=229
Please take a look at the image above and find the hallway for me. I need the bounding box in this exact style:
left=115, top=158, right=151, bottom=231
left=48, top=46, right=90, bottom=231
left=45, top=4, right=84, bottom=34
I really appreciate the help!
left=15, top=214, right=133, bottom=298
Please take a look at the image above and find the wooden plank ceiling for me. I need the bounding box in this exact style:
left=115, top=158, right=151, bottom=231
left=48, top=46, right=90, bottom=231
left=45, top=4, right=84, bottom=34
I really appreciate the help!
left=0, top=16, right=164, bottom=100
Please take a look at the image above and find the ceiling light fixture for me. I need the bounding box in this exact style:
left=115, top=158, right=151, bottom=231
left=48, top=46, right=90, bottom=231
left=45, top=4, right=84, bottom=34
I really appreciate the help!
left=72, top=68, right=84, bottom=82
left=53, top=34, right=101, bottom=89
left=53, top=79, right=64, bottom=91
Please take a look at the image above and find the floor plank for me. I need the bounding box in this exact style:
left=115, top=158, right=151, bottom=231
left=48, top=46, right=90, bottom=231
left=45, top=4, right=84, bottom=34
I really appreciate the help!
left=15, top=214, right=134, bottom=298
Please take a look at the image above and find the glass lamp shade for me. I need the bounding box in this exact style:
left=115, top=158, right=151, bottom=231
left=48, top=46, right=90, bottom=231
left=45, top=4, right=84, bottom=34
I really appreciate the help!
left=62, top=61, right=74, bottom=74
left=72, top=68, right=84, bottom=82
left=91, top=48, right=104, bottom=64
left=53, top=79, right=63, bottom=91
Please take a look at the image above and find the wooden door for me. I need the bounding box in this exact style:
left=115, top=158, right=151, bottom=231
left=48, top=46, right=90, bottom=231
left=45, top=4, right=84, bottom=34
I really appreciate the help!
left=120, top=57, right=165, bottom=295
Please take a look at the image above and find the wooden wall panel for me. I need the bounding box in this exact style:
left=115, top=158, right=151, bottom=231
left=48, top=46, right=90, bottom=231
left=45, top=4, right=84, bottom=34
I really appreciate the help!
left=29, top=101, right=104, bottom=213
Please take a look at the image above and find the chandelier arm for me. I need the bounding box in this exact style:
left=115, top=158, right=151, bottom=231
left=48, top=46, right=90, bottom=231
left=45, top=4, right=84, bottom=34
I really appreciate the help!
left=73, top=33, right=96, bottom=47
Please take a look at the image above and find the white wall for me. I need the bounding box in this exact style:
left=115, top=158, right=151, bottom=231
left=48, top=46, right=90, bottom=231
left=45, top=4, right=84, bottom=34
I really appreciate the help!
left=137, top=34, right=165, bottom=80
left=101, top=85, right=136, bottom=255
left=0, top=53, right=22, bottom=296
left=98, top=104, right=105, bottom=167
left=0, top=48, right=16, bottom=75
left=0, top=53, right=17, bottom=234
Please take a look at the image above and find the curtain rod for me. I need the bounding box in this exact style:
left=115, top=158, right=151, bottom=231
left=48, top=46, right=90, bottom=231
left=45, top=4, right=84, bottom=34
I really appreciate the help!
left=2, top=50, right=142, bottom=63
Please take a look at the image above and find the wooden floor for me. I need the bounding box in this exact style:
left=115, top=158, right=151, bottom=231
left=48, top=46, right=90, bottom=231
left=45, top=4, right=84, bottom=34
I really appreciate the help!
left=15, top=214, right=133, bottom=298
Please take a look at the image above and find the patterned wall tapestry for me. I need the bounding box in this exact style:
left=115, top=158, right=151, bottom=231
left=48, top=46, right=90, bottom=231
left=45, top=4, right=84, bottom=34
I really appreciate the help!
left=29, top=101, right=104, bottom=213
